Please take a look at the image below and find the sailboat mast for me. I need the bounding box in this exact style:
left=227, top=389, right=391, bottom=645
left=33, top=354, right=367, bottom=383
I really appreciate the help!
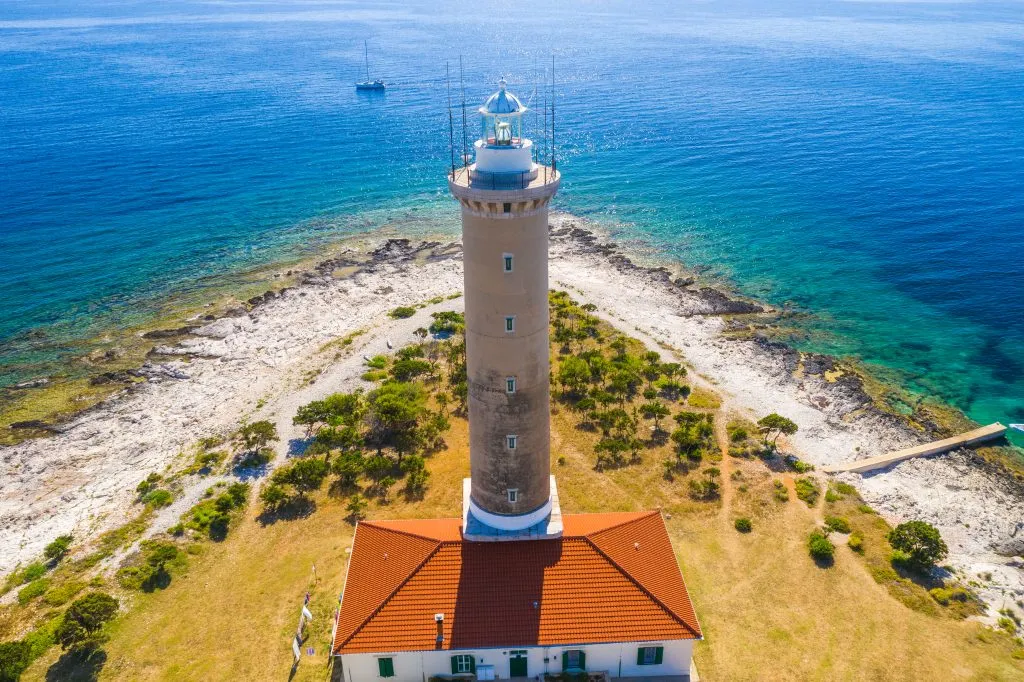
left=364, top=40, right=370, bottom=82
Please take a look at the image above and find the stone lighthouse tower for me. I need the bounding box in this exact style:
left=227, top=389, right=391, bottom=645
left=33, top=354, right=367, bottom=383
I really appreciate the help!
left=449, top=80, right=562, bottom=540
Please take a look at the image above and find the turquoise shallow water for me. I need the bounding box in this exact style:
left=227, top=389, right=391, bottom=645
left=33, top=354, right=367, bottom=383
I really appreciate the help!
left=1, top=0, right=1022, bottom=434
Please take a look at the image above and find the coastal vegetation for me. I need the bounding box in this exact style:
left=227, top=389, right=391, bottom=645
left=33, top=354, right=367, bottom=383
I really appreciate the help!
left=2, top=290, right=1021, bottom=681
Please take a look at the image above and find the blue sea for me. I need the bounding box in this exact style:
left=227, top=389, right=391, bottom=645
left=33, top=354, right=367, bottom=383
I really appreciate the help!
left=1, top=0, right=1022, bottom=437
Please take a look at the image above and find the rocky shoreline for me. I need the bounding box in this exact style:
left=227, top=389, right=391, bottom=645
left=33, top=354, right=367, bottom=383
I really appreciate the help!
left=1, top=214, right=1022, bottom=620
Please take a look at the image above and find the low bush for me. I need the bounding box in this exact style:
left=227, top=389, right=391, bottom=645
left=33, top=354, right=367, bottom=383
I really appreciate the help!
left=734, top=518, right=753, bottom=533
left=848, top=531, right=865, bottom=553
left=361, top=369, right=388, bottom=382
left=143, top=488, right=174, bottom=508
left=929, top=586, right=971, bottom=606
left=366, top=355, right=388, bottom=369
left=136, top=472, right=162, bottom=496
left=117, top=540, right=182, bottom=591
left=42, top=580, right=86, bottom=606
left=825, top=489, right=842, bottom=503
left=17, top=578, right=48, bottom=605
left=688, top=477, right=720, bottom=501
left=428, top=311, right=464, bottom=334
left=794, top=477, right=820, bottom=506
left=834, top=481, right=858, bottom=496
left=43, top=534, right=74, bottom=563
left=772, top=480, right=789, bottom=502
left=824, top=516, right=851, bottom=534
left=389, top=306, right=416, bottom=319
left=858, top=504, right=877, bottom=515
left=808, top=529, right=835, bottom=563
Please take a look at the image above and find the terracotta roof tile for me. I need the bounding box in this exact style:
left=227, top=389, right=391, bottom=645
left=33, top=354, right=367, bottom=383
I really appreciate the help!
left=333, top=512, right=701, bottom=654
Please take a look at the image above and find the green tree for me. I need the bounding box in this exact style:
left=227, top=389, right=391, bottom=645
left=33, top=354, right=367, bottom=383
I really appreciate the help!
left=640, top=401, right=670, bottom=432
left=332, top=452, right=365, bottom=487
left=757, top=413, right=798, bottom=449
left=346, top=494, right=368, bottom=523
left=557, top=356, right=590, bottom=397
left=44, top=534, right=74, bottom=563
left=260, top=483, right=290, bottom=512
left=888, top=520, right=948, bottom=573
left=238, top=420, right=278, bottom=454
left=55, top=592, right=119, bottom=652
left=367, top=382, right=427, bottom=459
left=283, top=458, right=330, bottom=494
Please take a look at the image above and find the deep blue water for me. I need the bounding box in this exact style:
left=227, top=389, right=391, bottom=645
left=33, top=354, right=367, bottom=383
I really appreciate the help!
left=2, top=0, right=1023, bottom=433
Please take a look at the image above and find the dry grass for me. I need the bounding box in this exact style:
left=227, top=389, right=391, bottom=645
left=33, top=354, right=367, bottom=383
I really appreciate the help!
left=16, top=309, right=1024, bottom=681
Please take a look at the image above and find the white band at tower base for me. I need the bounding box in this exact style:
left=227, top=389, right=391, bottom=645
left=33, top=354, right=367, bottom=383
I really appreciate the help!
left=468, top=496, right=552, bottom=531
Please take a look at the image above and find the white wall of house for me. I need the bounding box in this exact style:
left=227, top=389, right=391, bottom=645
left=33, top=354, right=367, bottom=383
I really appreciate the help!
left=338, top=639, right=694, bottom=681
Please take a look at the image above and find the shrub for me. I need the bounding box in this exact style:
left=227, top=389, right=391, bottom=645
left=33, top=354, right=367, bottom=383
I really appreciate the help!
left=848, top=531, right=865, bottom=553
left=790, top=458, right=814, bottom=473
left=929, top=586, right=970, bottom=606
left=237, top=420, right=278, bottom=454
left=808, top=529, right=835, bottom=563
left=361, top=369, right=389, bottom=382
left=734, top=518, right=753, bottom=533
left=889, top=548, right=914, bottom=569
left=557, top=456, right=566, bottom=466
left=391, top=358, right=431, bottom=382
left=17, top=578, right=48, bottom=605
left=136, top=472, right=162, bottom=496
left=858, top=504, right=877, bottom=515
left=20, top=562, right=46, bottom=584
left=773, top=480, right=789, bottom=502
left=428, top=311, right=464, bottom=334
left=43, top=580, right=85, bottom=607
left=0, top=640, right=31, bottom=682
left=55, top=592, right=119, bottom=651
left=44, top=534, right=74, bottom=563
left=366, top=355, right=388, bottom=369
left=143, top=488, right=174, bottom=508
left=260, top=483, right=291, bottom=512
left=824, top=516, right=851, bottom=534
left=824, top=489, right=841, bottom=503
left=834, top=481, right=858, bottom=496
left=794, top=477, right=820, bottom=507
left=888, top=520, right=948, bottom=574
left=757, top=413, right=798, bottom=449
left=389, top=306, right=416, bottom=319
left=688, top=477, right=720, bottom=501
left=346, top=494, right=368, bottom=522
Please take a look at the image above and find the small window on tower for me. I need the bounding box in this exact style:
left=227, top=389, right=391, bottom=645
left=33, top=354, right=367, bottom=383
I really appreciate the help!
left=503, top=202, right=512, bottom=213
left=503, top=253, right=514, bottom=272
left=506, top=376, right=516, bottom=394
left=507, top=489, right=519, bottom=503
left=507, top=435, right=518, bottom=450
left=505, top=316, right=515, bottom=333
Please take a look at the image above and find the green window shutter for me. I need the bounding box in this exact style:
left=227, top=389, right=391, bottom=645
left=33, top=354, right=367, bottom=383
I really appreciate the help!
left=637, top=648, right=645, bottom=665
left=562, top=652, right=569, bottom=671
left=470, top=657, right=476, bottom=674
left=378, top=658, right=394, bottom=678
left=654, top=647, right=664, bottom=664
left=579, top=651, right=586, bottom=670
left=451, top=656, right=459, bottom=674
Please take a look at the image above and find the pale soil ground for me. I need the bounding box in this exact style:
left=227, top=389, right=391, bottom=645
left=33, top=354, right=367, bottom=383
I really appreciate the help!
left=2, top=216, right=1022, bottom=623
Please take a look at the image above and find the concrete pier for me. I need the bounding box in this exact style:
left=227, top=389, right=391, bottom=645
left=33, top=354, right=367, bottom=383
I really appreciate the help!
left=825, top=422, right=1007, bottom=474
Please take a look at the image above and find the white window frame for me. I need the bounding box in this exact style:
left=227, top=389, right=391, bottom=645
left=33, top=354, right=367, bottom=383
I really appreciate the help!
left=507, top=488, right=519, bottom=503
left=504, top=315, right=516, bottom=333
left=454, top=654, right=473, bottom=673
left=506, top=434, right=518, bottom=450
left=503, top=253, right=514, bottom=272
left=506, top=376, right=516, bottom=394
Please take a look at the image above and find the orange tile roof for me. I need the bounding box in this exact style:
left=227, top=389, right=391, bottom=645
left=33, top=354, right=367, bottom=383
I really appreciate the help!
left=333, top=511, right=701, bottom=654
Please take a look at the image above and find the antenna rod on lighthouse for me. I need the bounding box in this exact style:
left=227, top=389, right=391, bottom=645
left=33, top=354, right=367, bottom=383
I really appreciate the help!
left=543, top=66, right=548, bottom=185
left=459, top=56, right=469, bottom=172
left=551, top=54, right=556, bottom=173
left=446, top=62, right=456, bottom=178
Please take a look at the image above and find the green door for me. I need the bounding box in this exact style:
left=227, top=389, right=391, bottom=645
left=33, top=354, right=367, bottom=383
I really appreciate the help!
left=509, top=651, right=528, bottom=678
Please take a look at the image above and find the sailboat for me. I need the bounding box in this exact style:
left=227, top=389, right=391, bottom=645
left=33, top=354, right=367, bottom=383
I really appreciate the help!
left=355, top=40, right=385, bottom=91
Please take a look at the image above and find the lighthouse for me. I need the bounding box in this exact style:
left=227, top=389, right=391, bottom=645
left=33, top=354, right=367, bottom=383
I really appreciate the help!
left=448, top=79, right=562, bottom=540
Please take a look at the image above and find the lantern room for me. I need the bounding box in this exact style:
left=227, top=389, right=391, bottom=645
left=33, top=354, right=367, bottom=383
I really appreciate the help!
left=478, top=79, right=527, bottom=146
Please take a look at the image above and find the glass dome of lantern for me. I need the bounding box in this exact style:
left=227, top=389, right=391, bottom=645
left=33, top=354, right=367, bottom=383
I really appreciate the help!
left=479, top=79, right=527, bottom=147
